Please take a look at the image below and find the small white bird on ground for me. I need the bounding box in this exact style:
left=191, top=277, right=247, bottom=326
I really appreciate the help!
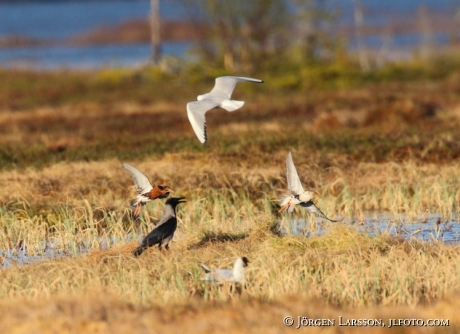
left=200, top=257, right=249, bottom=283
left=187, top=76, right=263, bottom=143
left=279, top=151, right=337, bottom=222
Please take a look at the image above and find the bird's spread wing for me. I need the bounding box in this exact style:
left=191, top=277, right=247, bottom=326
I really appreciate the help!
left=122, top=163, right=153, bottom=194
left=286, top=151, right=305, bottom=195
left=300, top=201, right=337, bottom=222
left=202, top=269, right=232, bottom=282
left=212, top=269, right=233, bottom=280
left=210, top=76, right=263, bottom=99
left=187, top=99, right=221, bottom=144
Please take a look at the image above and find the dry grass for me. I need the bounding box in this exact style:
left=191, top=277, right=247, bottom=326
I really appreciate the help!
left=0, top=292, right=458, bottom=333
left=1, top=224, right=460, bottom=333
left=3, top=222, right=460, bottom=305
left=2, top=68, right=460, bottom=332
left=0, top=155, right=459, bottom=247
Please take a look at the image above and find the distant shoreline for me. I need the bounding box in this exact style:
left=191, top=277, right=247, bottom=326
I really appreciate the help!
left=0, top=18, right=200, bottom=49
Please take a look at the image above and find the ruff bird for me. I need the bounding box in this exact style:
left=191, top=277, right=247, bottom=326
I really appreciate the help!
left=200, top=257, right=249, bottom=283
left=122, top=163, right=173, bottom=218
left=187, top=76, right=263, bottom=143
left=133, top=197, right=186, bottom=256
left=279, top=152, right=337, bottom=222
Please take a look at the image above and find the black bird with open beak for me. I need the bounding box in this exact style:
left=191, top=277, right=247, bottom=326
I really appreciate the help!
left=133, top=197, right=186, bottom=257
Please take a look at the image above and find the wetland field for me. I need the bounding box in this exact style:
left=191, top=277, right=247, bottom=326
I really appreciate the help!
left=1, top=64, right=460, bottom=333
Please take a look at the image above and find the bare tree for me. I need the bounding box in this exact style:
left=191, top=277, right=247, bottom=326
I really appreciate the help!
left=181, top=0, right=290, bottom=72
left=417, top=4, right=433, bottom=60
left=293, top=0, right=337, bottom=61
left=150, top=0, right=161, bottom=64
left=352, top=0, right=370, bottom=72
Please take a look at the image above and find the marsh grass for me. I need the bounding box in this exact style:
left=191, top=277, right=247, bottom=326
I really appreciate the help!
left=0, top=157, right=459, bottom=255
left=2, top=67, right=460, bottom=331
left=1, top=222, right=460, bottom=311
left=2, top=66, right=460, bottom=170
left=0, top=157, right=460, bottom=312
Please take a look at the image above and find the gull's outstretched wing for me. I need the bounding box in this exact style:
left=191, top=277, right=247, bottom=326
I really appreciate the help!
left=210, top=76, right=263, bottom=99
left=300, top=201, right=337, bottom=222
left=187, top=99, right=221, bottom=144
left=122, top=163, right=153, bottom=194
left=286, top=151, right=305, bottom=195
left=212, top=269, right=233, bottom=280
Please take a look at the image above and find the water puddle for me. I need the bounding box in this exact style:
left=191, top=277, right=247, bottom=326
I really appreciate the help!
left=0, top=233, right=139, bottom=268
left=276, top=213, right=460, bottom=243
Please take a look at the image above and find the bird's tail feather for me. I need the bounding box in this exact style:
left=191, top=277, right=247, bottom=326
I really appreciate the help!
left=130, top=198, right=142, bottom=207
left=200, top=263, right=211, bottom=273
left=133, top=246, right=146, bottom=257
left=279, top=194, right=295, bottom=213
left=221, top=100, right=244, bottom=112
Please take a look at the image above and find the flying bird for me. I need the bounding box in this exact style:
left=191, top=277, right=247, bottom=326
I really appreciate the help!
left=200, top=257, right=249, bottom=283
left=279, top=152, right=337, bottom=222
left=187, top=76, right=263, bottom=143
left=122, top=163, right=174, bottom=218
left=133, top=197, right=186, bottom=256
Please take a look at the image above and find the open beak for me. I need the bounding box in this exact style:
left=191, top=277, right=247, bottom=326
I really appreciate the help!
left=178, top=197, right=187, bottom=203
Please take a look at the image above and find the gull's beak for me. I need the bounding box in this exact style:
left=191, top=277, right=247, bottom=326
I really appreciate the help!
left=178, top=197, right=187, bottom=203
left=278, top=205, right=287, bottom=213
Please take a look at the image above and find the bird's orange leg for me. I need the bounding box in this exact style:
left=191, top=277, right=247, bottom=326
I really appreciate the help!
left=133, top=203, right=141, bottom=218
left=278, top=205, right=288, bottom=213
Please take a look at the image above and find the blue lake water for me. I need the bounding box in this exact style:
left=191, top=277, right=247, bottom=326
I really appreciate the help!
left=0, top=41, right=190, bottom=69
left=0, top=0, right=457, bottom=69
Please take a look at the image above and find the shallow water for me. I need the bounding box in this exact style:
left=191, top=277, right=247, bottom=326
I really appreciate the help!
left=0, top=232, right=140, bottom=268
left=277, top=213, right=460, bottom=244
left=2, top=214, right=459, bottom=268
